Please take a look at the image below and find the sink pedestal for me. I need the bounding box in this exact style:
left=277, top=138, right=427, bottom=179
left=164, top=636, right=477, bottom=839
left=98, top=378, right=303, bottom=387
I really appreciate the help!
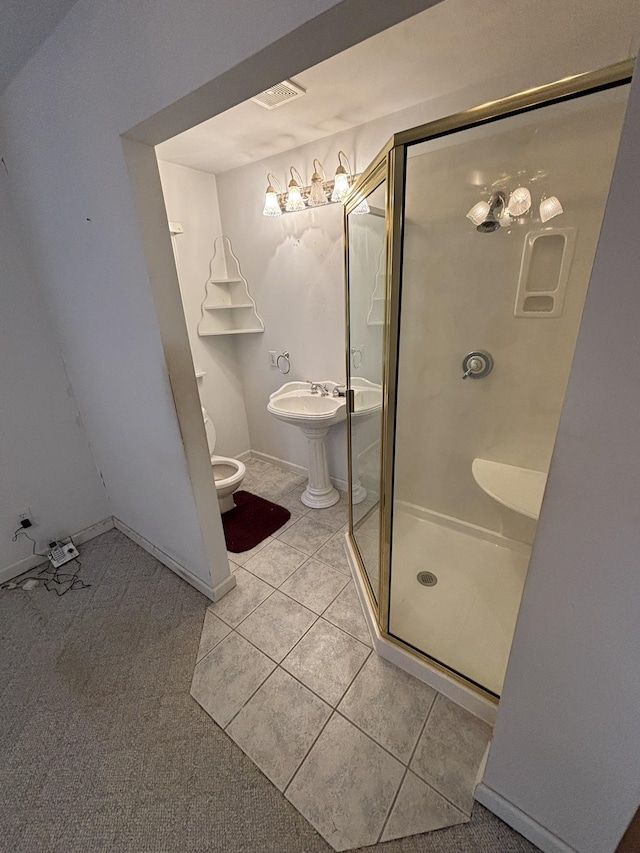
left=350, top=418, right=368, bottom=505
left=300, top=425, right=340, bottom=508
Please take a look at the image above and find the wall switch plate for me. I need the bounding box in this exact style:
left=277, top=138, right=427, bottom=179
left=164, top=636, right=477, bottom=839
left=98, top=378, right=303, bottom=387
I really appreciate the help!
left=268, top=351, right=277, bottom=367
left=49, top=538, right=79, bottom=568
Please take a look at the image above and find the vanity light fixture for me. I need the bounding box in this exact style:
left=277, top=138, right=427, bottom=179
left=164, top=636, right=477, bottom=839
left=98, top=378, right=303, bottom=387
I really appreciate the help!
left=506, top=186, right=532, bottom=217
left=331, top=151, right=352, bottom=202
left=261, top=153, right=365, bottom=216
left=285, top=166, right=306, bottom=212
left=539, top=195, right=564, bottom=223
left=263, top=173, right=284, bottom=217
left=308, top=160, right=329, bottom=207
left=466, top=200, right=491, bottom=226
left=467, top=182, right=563, bottom=231
left=351, top=196, right=371, bottom=216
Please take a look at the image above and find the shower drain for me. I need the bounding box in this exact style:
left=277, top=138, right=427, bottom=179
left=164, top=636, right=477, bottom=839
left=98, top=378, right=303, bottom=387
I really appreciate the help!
left=417, top=571, right=438, bottom=587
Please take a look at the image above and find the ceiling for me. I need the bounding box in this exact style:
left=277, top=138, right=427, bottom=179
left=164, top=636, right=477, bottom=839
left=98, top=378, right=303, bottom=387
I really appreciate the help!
left=0, top=0, right=79, bottom=93
left=157, top=0, right=640, bottom=176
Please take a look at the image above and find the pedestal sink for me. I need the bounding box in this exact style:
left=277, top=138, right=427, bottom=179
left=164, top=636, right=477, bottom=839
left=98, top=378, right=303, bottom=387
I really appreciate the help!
left=267, top=382, right=346, bottom=508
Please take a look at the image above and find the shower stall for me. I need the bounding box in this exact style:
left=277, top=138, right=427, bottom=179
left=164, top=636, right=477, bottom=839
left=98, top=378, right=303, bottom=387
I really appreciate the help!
left=343, top=60, right=633, bottom=705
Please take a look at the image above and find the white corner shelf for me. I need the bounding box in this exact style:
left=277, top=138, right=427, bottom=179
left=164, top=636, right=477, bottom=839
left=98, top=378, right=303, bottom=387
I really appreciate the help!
left=367, top=259, right=386, bottom=326
left=198, top=236, right=264, bottom=337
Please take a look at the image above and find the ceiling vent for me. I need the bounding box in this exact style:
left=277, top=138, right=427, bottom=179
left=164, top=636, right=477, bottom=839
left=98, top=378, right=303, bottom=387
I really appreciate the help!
left=251, top=79, right=306, bottom=110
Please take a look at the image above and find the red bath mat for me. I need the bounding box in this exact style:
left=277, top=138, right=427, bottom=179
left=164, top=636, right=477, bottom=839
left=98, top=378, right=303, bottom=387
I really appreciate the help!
left=222, top=490, right=291, bottom=553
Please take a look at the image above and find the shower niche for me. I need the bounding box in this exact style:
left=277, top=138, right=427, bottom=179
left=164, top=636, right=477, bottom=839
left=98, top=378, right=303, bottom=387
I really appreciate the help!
left=343, top=61, right=632, bottom=712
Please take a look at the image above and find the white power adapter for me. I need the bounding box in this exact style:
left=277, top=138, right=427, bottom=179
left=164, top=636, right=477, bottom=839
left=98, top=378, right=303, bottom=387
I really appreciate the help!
left=48, top=538, right=79, bottom=568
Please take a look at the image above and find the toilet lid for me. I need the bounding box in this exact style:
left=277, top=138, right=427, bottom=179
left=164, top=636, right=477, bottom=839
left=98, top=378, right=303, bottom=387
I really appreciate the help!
left=201, top=406, right=216, bottom=452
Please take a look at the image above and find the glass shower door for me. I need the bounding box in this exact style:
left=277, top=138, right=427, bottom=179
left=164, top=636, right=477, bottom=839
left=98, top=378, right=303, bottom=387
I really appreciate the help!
left=345, top=177, right=387, bottom=604
left=387, top=83, right=630, bottom=697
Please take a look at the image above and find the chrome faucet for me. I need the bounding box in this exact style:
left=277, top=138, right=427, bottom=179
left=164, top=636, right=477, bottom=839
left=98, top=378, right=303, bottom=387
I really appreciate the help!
left=332, top=384, right=347, bottom=397
left=309, top=382, right=329, bottom=396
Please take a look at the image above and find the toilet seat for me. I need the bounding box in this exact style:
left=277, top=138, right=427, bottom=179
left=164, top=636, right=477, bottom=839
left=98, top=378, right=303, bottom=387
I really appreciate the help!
left=201, top=406, right=246, bottom=513
left=210, top=454, right=246, bottom=489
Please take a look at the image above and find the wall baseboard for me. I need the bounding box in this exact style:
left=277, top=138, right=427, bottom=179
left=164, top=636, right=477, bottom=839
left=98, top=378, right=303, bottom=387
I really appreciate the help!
left=113, top=518, right=217, bottom=600
left=474, top=783, right=577, bottom=853
left=0, top=516, right=115, bottom=585
left=2, top=515, right=236, bottom=604
left=250, top=449, right=348, bottom=493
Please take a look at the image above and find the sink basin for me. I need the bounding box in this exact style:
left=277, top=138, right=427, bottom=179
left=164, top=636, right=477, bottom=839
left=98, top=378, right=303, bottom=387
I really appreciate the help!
left=349, top=378, right=383, bottom=504
left=352, top=378, right=382, bottom=419
left=268, top=382, right=346, bottom=428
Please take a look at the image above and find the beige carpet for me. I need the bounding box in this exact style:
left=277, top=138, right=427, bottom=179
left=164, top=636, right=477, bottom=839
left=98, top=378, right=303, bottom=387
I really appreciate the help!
left=0, top=529, right=537, bottom=852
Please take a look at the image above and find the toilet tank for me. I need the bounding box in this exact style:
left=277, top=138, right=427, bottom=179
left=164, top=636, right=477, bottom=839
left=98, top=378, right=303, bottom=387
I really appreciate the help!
left=201, top=406, right=216, bottom=455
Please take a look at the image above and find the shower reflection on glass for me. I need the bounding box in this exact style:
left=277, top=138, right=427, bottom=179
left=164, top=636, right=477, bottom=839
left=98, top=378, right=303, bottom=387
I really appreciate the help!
left=345, top=75, right=631, bottom=698
left=467, top=184, right=563, bottom=232
left=346, top=183, right=386, bottom=600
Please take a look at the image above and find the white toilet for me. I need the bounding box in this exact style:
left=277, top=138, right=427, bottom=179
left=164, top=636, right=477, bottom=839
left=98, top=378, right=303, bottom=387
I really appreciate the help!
left=201, top=406, right=246, bottom=513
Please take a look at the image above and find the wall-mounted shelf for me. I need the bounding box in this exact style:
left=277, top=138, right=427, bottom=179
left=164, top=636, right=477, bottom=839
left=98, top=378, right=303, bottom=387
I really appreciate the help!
left=198, top=236, right=264, bottom=336
left=367, top=269, right=386, bottom=326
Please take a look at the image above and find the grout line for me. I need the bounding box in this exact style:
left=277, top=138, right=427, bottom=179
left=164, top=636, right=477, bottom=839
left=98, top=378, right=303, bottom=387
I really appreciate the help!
left=308, top=549, right=351, bottom=576
left=375, top=690, right=438, bottom=843
left=237, top=608, right=321, bottom=665
left=230, top=586, right=278, bottom=631
left=223, top=665, right=276, bottom=731
left=380, top=692, right=475, bottom=829
left=322, top=603, right=372, bottom=649
left=416, top=777, right=471, bottom=821
left=194, top=621, right=232, bottom=666
left=283, top=707, right=336, bottom=797
left=209, top=583, right=277, bottom=631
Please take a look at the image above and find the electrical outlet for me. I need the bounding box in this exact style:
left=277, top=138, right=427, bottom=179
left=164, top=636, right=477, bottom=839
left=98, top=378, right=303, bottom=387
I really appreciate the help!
left=18, top=509, right=33, bottom=528
left=268, top=351, right=277, bottom=367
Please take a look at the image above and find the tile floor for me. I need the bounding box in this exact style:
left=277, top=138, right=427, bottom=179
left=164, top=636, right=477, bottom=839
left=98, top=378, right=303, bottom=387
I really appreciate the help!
left=191, top=458, right=492, bottom=851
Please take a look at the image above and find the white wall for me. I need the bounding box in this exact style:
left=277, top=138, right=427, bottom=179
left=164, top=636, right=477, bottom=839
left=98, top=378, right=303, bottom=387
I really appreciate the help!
left=158, top=160, right=251, bottom=460
left=479, top=68, right=640, bottom=853
left=0, top=169, right=109, bottom=575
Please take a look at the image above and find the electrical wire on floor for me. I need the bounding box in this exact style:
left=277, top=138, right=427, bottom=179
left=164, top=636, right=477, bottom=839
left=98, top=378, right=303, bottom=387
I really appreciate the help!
left=2, top=528, right=91, bottom=596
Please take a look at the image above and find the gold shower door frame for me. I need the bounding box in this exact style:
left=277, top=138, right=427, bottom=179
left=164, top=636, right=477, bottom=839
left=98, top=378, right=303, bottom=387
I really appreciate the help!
left=343, top=58, right=634, bottom=702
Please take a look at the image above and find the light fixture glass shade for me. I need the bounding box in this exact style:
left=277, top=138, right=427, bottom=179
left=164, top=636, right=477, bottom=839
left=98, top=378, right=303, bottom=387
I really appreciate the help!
left=352, top=198, right=370, bottom=215
left=285, top=183, right=305, bottom=212
left=539, top=195, right=563, bottom=223
left=466, top=201, right=490, bottom=226
left=308, top=175, right=328, bottom=206
left=506, top=186, right=532, bottom=217
left=331, top=168, right=350, bottom=202
left=263, top=187, right=282, bottom=216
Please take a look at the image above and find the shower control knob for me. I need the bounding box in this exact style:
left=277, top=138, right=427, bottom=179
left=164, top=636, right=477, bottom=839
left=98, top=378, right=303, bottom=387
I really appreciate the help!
left=462, top=350, right=494, bottom=379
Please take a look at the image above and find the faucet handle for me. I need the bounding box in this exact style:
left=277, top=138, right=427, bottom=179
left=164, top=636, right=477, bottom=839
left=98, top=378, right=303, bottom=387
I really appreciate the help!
left=332, top=384, right=347, bottom=397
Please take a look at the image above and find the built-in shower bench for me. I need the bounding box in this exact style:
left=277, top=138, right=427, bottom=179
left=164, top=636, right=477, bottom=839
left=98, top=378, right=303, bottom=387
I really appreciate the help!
left=472, top=458, right=548, bottom=520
